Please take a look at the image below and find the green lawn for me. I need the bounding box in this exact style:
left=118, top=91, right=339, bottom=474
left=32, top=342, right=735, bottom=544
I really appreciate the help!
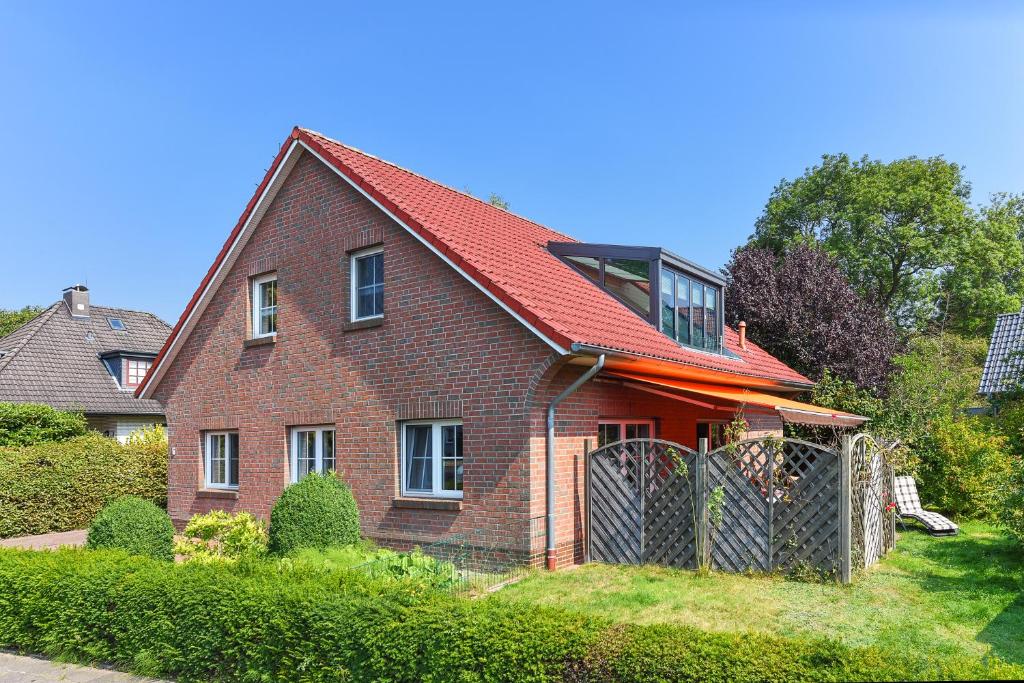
left=497, top=521, right=1024, bottom=664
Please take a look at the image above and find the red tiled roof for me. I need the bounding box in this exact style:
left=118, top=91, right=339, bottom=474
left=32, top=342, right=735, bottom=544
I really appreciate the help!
left=139, top=128, right=810, bottom=396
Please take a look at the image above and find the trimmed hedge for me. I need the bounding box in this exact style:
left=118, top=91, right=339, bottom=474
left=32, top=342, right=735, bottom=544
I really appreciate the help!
left=0, top=402, right=87, bottom=447
left=0, top=548, right=1019, bottom=682
left=0, top=433, right=167, bottom=538
left=269, top=472, right=360, bottom=555
left=86, top=497, right=175, bottom=561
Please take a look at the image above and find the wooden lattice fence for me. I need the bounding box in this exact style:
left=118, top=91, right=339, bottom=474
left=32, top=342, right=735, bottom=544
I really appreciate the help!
left=586, top=434, right=895, bottom=583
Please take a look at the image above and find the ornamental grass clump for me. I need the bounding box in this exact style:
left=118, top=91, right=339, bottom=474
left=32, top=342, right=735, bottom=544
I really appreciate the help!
left=268, top=472, right=360, bottom=555
left=86, top=496, right=175, bottom=561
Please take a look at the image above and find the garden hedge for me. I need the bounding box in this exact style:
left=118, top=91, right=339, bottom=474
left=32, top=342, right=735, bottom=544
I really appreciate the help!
left=0, top=548, right=1019, bottom=682
left=0, top=433, right=167, bottom=538
left=86, top=497, right=175, bottom=561
left=0, top=402, right=87, bottom=447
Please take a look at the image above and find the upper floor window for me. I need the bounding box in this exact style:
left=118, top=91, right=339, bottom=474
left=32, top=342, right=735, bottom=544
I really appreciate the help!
left=290, top=426, right=336, bottom=483
left=550, top=242, right=726, bottom=355
left=351, top=247, right=383, bottom=321
left=252, top=273, right=278, bottom=338
left=205, top=431, right=239, bottom=489
left=401, top=420, right=463, bottom=499
left=124, top=358, right=152, bottom=389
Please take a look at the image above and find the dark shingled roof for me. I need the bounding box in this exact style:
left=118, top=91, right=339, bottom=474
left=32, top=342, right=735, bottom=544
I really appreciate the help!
left=0, top=301, right=170, bottom=414
left=979, top=309, right=1024, bottom=396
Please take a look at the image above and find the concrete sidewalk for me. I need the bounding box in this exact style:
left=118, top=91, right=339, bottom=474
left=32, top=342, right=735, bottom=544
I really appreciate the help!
left=0, top=652, right=163, bottom=682
left=0, top=530, right=86, bottom=550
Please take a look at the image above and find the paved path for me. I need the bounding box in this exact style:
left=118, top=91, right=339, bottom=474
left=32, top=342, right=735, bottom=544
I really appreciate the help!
left=0, top=652, right=163, bottom=682
left=0, top=530, right=86, bottom=550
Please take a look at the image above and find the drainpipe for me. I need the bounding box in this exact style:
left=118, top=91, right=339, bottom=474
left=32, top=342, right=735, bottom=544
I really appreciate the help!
left=546, top=353, right=605, bottom=570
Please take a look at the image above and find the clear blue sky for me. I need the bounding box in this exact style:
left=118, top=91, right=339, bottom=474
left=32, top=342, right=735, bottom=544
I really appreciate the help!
left=1, top=1, right=1022, bottom=324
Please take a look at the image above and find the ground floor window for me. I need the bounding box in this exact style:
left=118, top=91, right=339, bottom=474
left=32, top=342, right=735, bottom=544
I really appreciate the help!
left=598, top=419, right=654, bottom=447
left=204, top=431, right=239, bottom=489
left=401, top=420, right=463, bottom=498
left=697, top=421, right=727, bottom=450
left=290, top=426, right=335, bottom=482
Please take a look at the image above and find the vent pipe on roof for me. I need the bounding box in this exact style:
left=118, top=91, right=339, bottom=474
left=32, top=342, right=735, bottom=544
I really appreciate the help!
left=738, top=321, right=747, bottom=351
left=63, top=285, right=90, bottom=319
left=545, top=353, right=605, bottom=571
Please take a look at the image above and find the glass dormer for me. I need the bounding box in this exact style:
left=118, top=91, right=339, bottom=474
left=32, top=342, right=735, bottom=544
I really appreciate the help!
left=550, top=242, right=727, bottom=355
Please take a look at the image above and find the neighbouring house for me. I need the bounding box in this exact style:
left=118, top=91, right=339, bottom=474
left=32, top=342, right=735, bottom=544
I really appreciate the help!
left=980, top=305, right=1024, bottom=401
left=0, top=286, right=170, bottom=441
left=137, top=127, right=863, bottom=568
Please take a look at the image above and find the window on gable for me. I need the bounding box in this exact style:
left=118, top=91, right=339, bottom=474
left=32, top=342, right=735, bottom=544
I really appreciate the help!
left=401, top=420, right=463, bottom=499
left=205, top=431, right=239, bottom=489
left=289, top=426, right=336, bottom=482
left=351, top=247, right=383, bottom=321
left=252, top=273, right=278, bottom=338
left=123, top=358, right=152, bottom=389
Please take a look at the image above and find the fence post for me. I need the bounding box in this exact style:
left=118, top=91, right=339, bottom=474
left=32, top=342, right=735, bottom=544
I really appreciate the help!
left=696, top=438, right=708, bottom=570
left=766, top=441, right=775, bottom=573
left=583, top=439, right=591, bottom=564
left=839, top=434, right=853, bottom=584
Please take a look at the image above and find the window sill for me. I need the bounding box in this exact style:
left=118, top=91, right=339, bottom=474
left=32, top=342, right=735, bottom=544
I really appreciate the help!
left=244, top=335, right=276, bottom=348
left=392, top=497, right=462, bottom=512
left=344, top=317, right=383, bottom=332
left=196, top=488, right=239, bottom=500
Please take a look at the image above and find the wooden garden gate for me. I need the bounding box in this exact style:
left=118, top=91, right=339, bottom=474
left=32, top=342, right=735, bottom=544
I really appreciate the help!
left=587, top=436, right=860, bottom=581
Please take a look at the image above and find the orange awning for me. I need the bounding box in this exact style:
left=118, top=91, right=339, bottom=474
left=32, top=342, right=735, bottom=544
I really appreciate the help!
left=604, top=370, right=868, bottom=427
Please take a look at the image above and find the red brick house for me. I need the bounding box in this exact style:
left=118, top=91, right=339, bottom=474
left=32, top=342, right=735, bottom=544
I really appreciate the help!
left=138, top=128, right=861, bottom=568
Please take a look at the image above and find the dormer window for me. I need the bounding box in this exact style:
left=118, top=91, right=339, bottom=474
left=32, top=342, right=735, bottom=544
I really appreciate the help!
left=551, top=242, right=726, bottom=355
left=99, top=351, right=157, bottom=390
left=124, top=358, right=152, bottom=389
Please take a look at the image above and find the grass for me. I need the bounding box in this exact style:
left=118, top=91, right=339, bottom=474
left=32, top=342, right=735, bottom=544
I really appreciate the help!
left=497, top=521, right=1024, bottom=664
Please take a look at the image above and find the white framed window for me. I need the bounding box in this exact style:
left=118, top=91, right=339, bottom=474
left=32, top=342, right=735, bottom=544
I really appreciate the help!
left=123, top=358, right=152, bottom=389
left=204, top=431, right=239, bottom=489
left=401, top=420, right=463, bottom=499
left=290, top=426, right=336, bottom=482
left=350, top=247, right=383, bottom=321
left=252, top=273, right=278, bottom=338
left=597, top=419, right=655, bottom=447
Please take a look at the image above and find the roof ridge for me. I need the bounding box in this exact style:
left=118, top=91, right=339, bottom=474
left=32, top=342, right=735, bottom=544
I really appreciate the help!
left=298, top=128, right=579, bottom=243
left=90, top=305, right=172, bottom=327
left=0, top=303, right=61, bottom=373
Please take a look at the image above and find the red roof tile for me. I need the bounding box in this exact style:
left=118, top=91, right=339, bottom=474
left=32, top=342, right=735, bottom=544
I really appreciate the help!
left=139, top=128, right=810, bottom=396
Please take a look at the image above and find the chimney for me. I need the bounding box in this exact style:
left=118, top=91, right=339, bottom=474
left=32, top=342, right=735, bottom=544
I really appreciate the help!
left=63, top=285, right=90, bottom=319
left=738, top=321, right=747, bottom=351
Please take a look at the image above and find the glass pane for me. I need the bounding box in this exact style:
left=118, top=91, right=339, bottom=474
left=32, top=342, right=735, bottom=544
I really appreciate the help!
left=564, top=255, right=601, bottom=283
left=322, top=430, right=335, bottom=474
left=676, top=276, right=690, bottom=344
left=704, top=287, right=718, bottom=349
left=691, top=282, right=704, bottom=347
left=405, top=425, right=433, bottom=491
left=598, top=423, right=621, bottom=447
left=604, top=258, right=651, bottom=316
left=261, top=280, right=277, bottom=309
left=626, top=423, right=651, bottom=439
left=659, top=269, right=675, bottom=339
left=209, top=434, right=225, bottom=484
left=228, top=433, right=239, bottom=486
left=441, top=425, right=463, bottom=492
left=296, top=431, right=316, bottom=479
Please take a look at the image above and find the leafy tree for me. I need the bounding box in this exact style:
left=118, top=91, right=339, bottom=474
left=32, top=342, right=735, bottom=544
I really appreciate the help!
left=938, top=193, right=1024, bottom=335
left=750, top=154, right=974, bottom=329
left=0, top=305, right=43, bottom=338
left=725, top=244, right=898, bottom=389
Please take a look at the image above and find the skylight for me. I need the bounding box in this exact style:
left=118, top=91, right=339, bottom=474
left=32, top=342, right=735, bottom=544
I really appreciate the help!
left=107, top=318, right=126, bottom=331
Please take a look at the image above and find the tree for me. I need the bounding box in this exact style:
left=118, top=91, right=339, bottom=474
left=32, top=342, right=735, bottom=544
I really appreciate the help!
left=725, top=244, right=898, bottom=390
left=750, top=154, right=974, bottom=330
left=0, top=306, right=43, bottom=338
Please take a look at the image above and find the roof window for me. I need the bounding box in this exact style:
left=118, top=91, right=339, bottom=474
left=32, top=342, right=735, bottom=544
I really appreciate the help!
left=107, top=318, right=126, bottom=331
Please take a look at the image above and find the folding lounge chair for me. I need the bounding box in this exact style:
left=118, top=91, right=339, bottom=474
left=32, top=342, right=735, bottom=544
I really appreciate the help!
left=893, top=476, right=958, bottom=536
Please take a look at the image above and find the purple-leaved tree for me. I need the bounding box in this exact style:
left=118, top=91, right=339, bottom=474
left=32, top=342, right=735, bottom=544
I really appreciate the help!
left=725, top=244, right=898, bottom=391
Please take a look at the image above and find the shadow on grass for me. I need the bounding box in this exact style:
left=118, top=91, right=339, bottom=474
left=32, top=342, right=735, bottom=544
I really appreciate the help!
left=978, top=592, right=1024, bottom=664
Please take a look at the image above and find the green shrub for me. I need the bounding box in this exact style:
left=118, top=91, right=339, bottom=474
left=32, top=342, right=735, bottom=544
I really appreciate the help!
left=268, top=472, right=360, bottom=555
left=0, top=548, right=1018, bottom=682
left=86, top=497, right=174, bottom=561
left=916, top=415, right=1013, bottom=519
left=0, top=402, right=87, bottom=447
left=175, top=510, right=268, bottom=563
left=0, top=432, right=166, bottom=538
